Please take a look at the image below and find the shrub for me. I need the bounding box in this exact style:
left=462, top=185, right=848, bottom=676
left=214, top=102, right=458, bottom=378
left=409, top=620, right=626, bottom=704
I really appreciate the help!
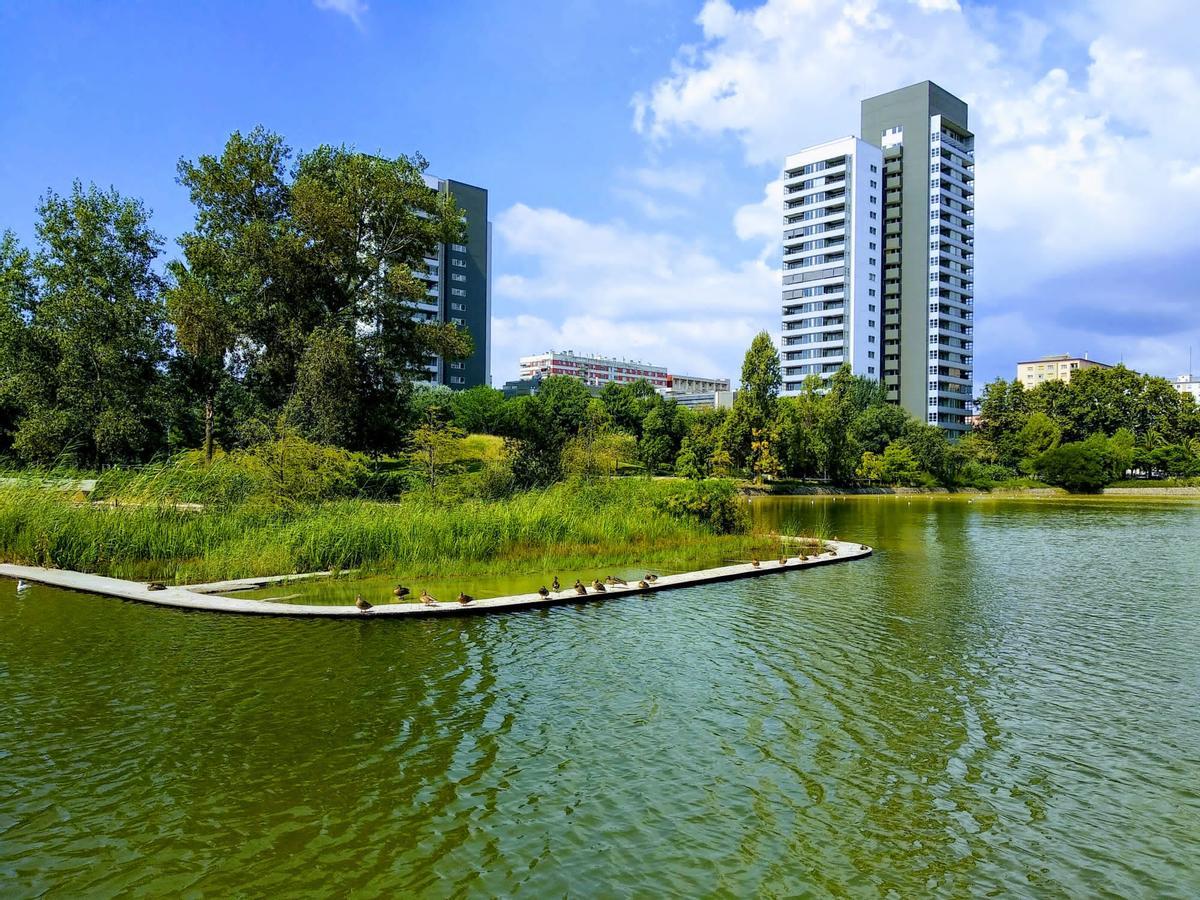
left=660, top=478, right=749, bottom=535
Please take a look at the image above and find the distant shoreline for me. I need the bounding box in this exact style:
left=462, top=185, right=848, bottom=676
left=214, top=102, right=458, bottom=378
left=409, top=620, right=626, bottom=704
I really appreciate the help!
left=744, top=484, right=1200, bottom=498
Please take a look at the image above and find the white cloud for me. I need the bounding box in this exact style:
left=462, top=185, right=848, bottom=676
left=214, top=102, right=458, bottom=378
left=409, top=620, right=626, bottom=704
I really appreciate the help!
left=313, top=0, right=367, bottom=28
left=492, top=203, right=778, bottom=382
left=627, top=0, right=1200, bottom=378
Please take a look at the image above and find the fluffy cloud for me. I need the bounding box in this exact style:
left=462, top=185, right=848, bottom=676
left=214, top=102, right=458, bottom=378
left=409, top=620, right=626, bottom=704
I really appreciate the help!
left=492, top=203, right=777, bottom=381
left=627, top=0, right=1200, bottom=378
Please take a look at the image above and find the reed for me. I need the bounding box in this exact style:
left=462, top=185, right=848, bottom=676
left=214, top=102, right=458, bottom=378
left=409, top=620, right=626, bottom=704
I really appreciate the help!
left=0, top=474, right=799, bottom=583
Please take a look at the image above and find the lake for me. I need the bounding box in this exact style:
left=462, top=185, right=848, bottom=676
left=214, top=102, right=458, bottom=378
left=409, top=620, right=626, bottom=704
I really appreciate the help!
left=2, top=495, right=1198, bottom=896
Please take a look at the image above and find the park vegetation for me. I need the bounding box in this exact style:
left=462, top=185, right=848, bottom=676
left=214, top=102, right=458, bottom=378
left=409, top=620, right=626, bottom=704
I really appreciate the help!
left=4, top=125, right=1199, bottom=582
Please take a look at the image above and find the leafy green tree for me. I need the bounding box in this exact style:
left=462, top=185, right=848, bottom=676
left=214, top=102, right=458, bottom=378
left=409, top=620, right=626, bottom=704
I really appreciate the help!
left=880, top=442, right=922, bottom=485
left=856, top=451, right=885, bottom=485
left=7, top=183, right=169, bottom=465
left=777, top=377, right=822, bottom=478
left=599, top=379, right=660, bottom=438
left=639, top=401, right=686, bottom=473
left=674, top=407, right=727, bottom=479
left=749, top=422, right=782, bottom=484
left=1018, top=411, right=1061, bottom=462
left=976, top=378, right=1029, bottom=469
left=498, top=375, right=593, bottom=487
left=815, top=365, right=859, bottom=483
left=0, top=232, right=36, bottom=455
left=1033, top=435, right=1119, bottom=492
left=851, top=403, right=911, bottom=456
left=450, top=385, right=507, bottom=434
left=174, top=128, right=470, bottom=453
left=408, top=403, right=465, bottom=496
left=725, top=331, right=781, bottom=466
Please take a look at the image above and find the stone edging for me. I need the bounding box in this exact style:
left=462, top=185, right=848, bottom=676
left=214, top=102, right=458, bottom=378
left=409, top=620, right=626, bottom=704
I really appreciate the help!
left=1, top=539, right=872, bottom=619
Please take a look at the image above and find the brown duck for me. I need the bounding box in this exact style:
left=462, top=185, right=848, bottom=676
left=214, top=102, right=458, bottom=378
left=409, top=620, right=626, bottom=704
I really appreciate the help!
left=355, top=595, right=372, bottom=612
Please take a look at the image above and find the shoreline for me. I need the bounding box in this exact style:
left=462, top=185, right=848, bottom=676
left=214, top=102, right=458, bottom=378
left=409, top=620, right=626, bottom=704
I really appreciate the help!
left=744, top=484, right=1200, bottom=498
left=0, top=539, right=872, bottom=619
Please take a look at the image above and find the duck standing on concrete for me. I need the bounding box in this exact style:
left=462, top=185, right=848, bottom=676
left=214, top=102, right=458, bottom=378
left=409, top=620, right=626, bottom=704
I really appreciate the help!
left=644, top=574, right=658, bottom=583
left=147, top=582, right=167, bottom=591
left=355, top=595, right=372, bottom=613
left=605, top=575, right=628, bottom=586
left=419, top=590, right=436, bottom=606
left=592, top=579, right=607, bottom=593
left=393, top=585, right=410, bottom=599
left=538, top=586, right=550, bottom=598
left=457, top=592, right=473, bottom=605
left=637, top=580, right=649, bottom=589
left=551, top=576, right=561, bottom=592
left=574, top=580, right=587, bottom=595
left=779, top=555, right=788, bottom=565
left=751, top=558, right=760, bottom=568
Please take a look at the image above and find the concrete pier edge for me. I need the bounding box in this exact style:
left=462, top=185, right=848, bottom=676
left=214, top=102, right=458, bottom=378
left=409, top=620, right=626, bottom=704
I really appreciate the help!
left=1, top=539, right=872, bottom=619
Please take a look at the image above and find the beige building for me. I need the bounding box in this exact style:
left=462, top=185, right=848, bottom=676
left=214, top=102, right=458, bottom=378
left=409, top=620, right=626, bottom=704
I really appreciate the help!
left=1016, top=354, right=1111, bottom=387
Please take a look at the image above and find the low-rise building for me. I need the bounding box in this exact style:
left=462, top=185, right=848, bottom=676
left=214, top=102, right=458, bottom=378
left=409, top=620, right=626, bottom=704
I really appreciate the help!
left=668, top=374, right=731, bottom=394
left=670, top=390, right=736, bottom=410
left=518, top=351, right=670, bottom=390
left=1173, top=373, right=1200, bottom=402
left=1016, top=354, right=1110, bottom=387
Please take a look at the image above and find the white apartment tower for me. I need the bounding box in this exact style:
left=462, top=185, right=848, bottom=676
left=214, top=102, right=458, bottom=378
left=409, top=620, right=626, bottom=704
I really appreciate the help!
left=781, top=82, right=975, bottom=436
left=782, top=137, right=884, bottom=391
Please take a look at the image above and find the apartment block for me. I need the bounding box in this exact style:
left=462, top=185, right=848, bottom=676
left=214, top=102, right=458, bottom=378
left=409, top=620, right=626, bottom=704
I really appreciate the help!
left=415, top=176, right=491, bottom=389
left=781, top=137, right=884, bottom=392
left=1172, top=373, right=1200, bottom=402
left=1016, top=354, right=1111, bottom=387
left=780, top=82, right=976, bottom=436
left=861, top=82, right=975, bottom=434
left=517, top=351, right=672, bottom=390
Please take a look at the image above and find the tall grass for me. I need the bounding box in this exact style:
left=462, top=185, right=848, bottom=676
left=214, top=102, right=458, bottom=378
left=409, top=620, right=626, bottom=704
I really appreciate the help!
left=0, top=474, right=797, bottom=583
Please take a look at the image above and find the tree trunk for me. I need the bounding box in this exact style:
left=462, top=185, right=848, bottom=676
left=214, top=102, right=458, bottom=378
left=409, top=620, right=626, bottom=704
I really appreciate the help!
left=204, top=396, right=215, bottom=465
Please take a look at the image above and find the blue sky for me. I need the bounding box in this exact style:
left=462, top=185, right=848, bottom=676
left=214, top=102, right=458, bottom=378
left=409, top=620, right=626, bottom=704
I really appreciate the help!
left=2, top=0, right=1198, bottom=389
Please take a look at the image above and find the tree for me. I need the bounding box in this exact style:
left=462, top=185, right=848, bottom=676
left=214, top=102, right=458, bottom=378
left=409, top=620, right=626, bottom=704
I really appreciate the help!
left=815, top=365, right=859, bottom=483
left=1033, top=436, right=1118, bottom=493
left=1017, top=411, right=1061, bottom=464
left=976, top=378, right=1029, bottom=468
left=725, top=331, right=781, bottom=466
left=749, top=422, right=782, bottom=484
left=408, top=403, right=464, bottom=495
left=498, top=375, right=593, bottom=487
left=777, top=377, right=822, bottom=478
left=639, top=401, right=686, bottom=474
left=165, top=262, right=234, bottom=462
left=0, top=232, right=36, bottom=455
left=851, top=404, right=911, bottom=456
left=7, top=183, right=168, bottom=465
left=173, top=129, right=471, bottom=453
left=450, top=385, right=506, bottom=434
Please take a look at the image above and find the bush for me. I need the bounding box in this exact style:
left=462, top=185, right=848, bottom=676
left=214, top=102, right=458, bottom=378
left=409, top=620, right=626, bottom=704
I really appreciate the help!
left=660, top=478, right=749, bottom=535
left=1033, top=436, right=1118, bottom=492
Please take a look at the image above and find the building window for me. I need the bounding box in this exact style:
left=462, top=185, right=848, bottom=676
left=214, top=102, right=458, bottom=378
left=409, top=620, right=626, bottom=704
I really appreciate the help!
left=868, top=273, right=876, bottom=282
left=869, top=257, right=876, bottom=266
left=868, top=335, right=876, bottom=343
left=451, top=287, right=466, bottom=296
left=869, top=303, right=876, bottom=311
left=870, top=180, right=877, bottom=188
left=451, top=316, right=464, bottom=325
left=869, top=226, right=877, bottom=234
left=451, top=273, right=466, bottom=282
left=450, top=361, right=464, bottom=369
left=450, top=302, right=466, bottom=311
left=869, top=195, right=877, bottom=204
left=450, top=376, right=465, bottom=385
left=451, top=258, right=466, bottom=267
left=870, top=164, right=877, bottom=172
left=451, top=243, right=467, bottom=252
left=870, top=211, right=877, bottom=220
left=868, top=351, right=875, bottom=359
left=868, top=290, right=876, bottom=298
left=869, top=241, right=876, bottom=250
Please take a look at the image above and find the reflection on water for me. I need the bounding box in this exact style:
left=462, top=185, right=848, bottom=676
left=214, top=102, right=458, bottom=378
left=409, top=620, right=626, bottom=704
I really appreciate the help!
left=2, top=496, right=1199, bottom=895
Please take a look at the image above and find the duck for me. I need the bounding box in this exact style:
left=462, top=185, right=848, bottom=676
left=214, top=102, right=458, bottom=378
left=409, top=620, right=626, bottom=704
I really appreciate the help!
left=552, top=576, right=561, bottom=592
left=16, top=579, right=29, bottom=593
left=605, top=575, right=628, bottom=586
left=751, top=558, right=760, bottom=568
left=538, top=586, right=550, bottom=598
left=393, top=585, right=410, bottom=599
left=574, top=580, right=588, bottom=595
left=355, top=595, right=372, bottom=612
left=592, top=579, right=607, bottom=593
left=637, top=580, right=650, bottom=589
left=147, top=581, right=167, bottom=592
left=419, top=590, right=437, bottom=606
left=779, top=555, right=788, bottom=565
left=644, top=573, right=658, bottom=583
left=457, top=592, right=473, bottom=605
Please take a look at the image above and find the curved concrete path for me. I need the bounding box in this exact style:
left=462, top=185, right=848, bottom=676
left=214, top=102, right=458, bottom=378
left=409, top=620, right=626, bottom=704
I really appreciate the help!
left=0, top=539, right=872, bottom=618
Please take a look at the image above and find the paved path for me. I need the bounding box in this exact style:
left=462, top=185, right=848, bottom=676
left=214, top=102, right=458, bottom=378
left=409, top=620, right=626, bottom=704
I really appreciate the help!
left=0, top=540, right=872, bottom=618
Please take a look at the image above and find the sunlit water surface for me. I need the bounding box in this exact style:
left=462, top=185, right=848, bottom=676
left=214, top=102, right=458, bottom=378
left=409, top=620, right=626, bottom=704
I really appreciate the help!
left=2, top=496, right=1199, bottom=896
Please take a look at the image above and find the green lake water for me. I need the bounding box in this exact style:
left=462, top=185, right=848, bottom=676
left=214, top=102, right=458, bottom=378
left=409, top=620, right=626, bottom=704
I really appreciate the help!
left=2, top=495, right=1199, bottom=896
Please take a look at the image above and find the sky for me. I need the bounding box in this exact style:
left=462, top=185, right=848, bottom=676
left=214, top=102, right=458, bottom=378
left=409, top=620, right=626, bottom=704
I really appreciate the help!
left=2, top=0, right=1198, bottom=390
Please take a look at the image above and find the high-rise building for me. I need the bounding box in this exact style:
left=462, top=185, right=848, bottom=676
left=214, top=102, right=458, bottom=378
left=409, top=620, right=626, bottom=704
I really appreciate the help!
left=781, top=137, right=884, bottom=391
left=780, top=82, right=975, bottom=436
left=415, top=176, right=491, bottom=389
left=861, top=82, right=975, bottom=434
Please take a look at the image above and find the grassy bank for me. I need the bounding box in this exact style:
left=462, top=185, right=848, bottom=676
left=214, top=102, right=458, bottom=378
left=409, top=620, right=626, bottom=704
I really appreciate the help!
left=0, top=473, right=817, bottom=583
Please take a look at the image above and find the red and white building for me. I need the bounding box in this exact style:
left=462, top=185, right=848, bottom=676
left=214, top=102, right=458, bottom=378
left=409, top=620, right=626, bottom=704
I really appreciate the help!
left=518, top=351, right=671, bottom=390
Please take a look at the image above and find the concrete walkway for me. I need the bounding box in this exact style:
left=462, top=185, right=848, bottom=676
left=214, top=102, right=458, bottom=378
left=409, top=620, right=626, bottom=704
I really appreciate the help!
left=0, top=540, right=872, bottom=618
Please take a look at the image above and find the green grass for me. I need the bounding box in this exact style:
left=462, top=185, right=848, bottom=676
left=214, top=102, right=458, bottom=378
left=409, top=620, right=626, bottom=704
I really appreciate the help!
left=0, top=475, right=814, bottom=584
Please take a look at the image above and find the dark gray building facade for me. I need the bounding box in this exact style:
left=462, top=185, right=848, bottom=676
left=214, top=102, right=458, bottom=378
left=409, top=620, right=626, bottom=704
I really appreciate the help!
left=860, top=82, right=975, bottom=434
left=419, top=177, right=491, bottom=390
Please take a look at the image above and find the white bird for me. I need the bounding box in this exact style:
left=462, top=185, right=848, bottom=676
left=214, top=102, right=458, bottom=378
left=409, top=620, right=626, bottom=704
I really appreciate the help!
left=16, top=579, right=29, bottom=593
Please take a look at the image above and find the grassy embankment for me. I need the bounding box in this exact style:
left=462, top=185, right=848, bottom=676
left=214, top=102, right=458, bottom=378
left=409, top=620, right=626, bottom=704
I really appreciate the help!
left=0, top=443, right=818, bottom=583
